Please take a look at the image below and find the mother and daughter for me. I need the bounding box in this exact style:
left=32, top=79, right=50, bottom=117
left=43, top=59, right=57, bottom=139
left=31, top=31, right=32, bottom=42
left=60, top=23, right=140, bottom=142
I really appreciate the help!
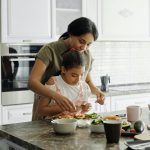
left=28, top=17, right=105, bottom=120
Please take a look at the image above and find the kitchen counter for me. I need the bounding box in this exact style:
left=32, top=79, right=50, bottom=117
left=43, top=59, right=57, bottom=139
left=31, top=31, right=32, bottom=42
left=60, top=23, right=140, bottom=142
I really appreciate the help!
left=102, top=83, right=150, bottom=96
left=0, top=108, right=150, bottom=150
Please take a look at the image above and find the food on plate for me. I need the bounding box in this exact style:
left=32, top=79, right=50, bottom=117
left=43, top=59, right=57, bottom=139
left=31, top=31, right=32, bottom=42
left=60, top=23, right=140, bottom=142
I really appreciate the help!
left=57, top=112, right=85, bottom=119
left=103, top=115, right=121, bottom=120
left=84, top=113, right=101, bottom=119
left=90, top=119, right=104, bottom=133
left=122, top=120, right=131, bottom=131
left=91, top=119, right=103, bottom=125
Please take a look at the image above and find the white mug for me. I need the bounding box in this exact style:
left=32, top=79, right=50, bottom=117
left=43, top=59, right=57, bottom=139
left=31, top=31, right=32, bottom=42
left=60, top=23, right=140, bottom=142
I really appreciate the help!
left=127, top=105, right=142, bottom=122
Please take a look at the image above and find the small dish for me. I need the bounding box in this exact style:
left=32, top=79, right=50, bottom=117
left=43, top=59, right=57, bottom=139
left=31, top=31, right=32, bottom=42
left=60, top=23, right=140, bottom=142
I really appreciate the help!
left=121, top=131, right=138, bottom=137
left=90, top=124, right=105, bottom=133
left=122, top=121, right=131, bottom=131
left=51, top=118, right=77, bottom=134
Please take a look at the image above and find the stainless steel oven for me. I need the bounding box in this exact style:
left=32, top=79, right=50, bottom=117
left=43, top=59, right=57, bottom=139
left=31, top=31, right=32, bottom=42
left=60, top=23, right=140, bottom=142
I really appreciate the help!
left=1, top=44, right=43, bottom=105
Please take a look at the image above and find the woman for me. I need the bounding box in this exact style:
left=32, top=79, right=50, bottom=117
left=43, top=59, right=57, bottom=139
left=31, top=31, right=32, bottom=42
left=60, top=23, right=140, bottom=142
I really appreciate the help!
left=37, top=51, right=91, bottom=119
left=28, top=17, right=105, bottom=120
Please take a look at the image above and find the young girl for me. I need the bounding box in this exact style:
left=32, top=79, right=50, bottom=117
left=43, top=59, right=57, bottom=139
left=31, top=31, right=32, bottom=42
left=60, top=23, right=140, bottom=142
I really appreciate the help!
left=37, top=51, right=92, bottom=119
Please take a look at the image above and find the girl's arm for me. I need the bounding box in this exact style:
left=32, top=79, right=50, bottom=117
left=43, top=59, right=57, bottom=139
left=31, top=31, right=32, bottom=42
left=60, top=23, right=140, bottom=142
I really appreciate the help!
left=86, top=73, right=105, bottom=105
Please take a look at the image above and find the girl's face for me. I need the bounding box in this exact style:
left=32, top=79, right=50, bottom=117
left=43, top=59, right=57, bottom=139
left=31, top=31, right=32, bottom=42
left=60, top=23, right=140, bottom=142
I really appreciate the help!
left=61, top=66, right=84, bottom=85
left=69, top=33, right=94, bottom=53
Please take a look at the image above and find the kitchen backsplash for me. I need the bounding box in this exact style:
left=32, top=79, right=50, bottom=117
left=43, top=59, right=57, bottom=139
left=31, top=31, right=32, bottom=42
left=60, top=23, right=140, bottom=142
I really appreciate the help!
left=90, top=41, right=150, bottom=86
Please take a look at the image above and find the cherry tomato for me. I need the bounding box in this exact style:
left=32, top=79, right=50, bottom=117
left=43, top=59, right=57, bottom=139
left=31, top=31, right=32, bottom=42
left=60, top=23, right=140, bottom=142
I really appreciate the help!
left=130, top=128, right=136, bottom=133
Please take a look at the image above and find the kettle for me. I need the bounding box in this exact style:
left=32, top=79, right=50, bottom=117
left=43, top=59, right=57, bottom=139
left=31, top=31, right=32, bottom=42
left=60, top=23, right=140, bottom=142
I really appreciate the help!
left=100, top=75, right=110, bottom=92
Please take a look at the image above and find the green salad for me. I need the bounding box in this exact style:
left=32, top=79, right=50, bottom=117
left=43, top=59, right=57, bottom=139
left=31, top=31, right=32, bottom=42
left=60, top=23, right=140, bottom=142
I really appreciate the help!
left=91, top=119, right=103, bottom=125
left=85, top=113, right=100, bottom=119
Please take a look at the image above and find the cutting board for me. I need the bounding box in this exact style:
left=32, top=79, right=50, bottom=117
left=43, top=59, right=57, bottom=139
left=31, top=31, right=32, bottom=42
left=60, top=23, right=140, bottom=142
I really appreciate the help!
left=134, top=133, right=150, bottom=140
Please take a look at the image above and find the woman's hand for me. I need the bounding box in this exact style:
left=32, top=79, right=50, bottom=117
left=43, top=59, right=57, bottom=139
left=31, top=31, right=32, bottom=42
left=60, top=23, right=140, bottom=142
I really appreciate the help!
left=52, top=92, right=76, bottom=112
left=91, top=87, right=105, bottom=105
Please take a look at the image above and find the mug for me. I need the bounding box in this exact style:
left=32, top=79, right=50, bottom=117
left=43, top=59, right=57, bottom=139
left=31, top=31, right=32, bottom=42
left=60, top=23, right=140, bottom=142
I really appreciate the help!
left=127, top=105, right=142, bottom=122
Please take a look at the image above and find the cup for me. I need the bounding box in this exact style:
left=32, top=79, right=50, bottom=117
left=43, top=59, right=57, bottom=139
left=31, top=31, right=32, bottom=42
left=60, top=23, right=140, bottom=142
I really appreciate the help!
left=127, top=105, right=142, bottom=123
left=104, top=120, right=122, bottom=144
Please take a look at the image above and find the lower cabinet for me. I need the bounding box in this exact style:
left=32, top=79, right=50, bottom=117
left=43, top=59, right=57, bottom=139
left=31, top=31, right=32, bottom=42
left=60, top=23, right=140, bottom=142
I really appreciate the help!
left=2, top=104, right=33, bottom=125
left=110, top=93, right=150, bottom=111
left=0, top=106, right=2, bottom=125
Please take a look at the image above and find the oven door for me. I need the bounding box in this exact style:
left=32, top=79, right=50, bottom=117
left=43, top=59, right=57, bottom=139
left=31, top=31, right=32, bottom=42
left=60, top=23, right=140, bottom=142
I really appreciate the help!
left=1, top=55, right=35, bottom=105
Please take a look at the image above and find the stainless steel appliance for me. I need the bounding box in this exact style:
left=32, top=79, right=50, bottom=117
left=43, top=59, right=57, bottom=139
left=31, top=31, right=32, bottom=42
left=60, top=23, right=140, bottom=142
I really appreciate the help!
left=1, top=44, right=43, bottom=105
left=100, top=75, right=110, bottom=92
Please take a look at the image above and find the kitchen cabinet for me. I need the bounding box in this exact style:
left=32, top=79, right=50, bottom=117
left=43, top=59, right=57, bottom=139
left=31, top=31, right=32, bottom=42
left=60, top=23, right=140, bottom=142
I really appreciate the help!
left=1, top=0, right=86, bottom=43
left=0, top=106, right=2, bottom=125
left=111, top=93, right=150, bottom=111
left=96, top=0, right=150, bottom=41
left=1, top=0, right=52, bottom=43
left=2, top=104, right=33, bottom=125
left=53, top=0, right=86, bottom=38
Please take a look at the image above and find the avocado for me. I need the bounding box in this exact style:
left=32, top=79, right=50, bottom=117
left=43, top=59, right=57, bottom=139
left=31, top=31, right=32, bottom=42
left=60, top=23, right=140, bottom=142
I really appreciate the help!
left=134, top=120, right=145, bottom=133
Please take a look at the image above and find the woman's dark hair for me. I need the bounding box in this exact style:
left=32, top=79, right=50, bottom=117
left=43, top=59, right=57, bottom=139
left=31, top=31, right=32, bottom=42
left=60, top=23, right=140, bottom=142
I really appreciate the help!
left=60, top=17, right=98, bottom=41
left=62, top=51, right=84, bottom=70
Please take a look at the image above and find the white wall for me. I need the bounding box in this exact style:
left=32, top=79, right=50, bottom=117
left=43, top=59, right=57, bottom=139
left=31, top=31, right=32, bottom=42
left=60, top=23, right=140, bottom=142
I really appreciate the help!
left=90, top=41, right=150, bottom=86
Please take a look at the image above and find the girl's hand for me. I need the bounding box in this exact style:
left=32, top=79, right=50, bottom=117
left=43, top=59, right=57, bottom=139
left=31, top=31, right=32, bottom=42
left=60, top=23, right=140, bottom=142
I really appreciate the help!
left=91, top=87, right=105, bottom=105
left=81, top=102, right=92, bottom=113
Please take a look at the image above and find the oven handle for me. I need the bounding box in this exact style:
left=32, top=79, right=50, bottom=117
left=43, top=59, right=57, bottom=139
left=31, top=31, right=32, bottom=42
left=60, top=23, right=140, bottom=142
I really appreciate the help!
left=9, top=58, right=35, bottom=61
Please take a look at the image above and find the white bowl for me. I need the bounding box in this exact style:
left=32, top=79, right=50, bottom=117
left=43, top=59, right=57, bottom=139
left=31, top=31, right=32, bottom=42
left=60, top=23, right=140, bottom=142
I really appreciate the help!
left=51, top=118, right=77, bottom=134
left=90, top=124, right=105, bottom=133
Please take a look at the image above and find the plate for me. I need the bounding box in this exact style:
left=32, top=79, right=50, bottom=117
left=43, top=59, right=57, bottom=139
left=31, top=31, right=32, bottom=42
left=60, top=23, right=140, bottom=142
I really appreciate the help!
left=122, top=121, right=131, bottom=131
left=121, top=132, right=138, bottom=137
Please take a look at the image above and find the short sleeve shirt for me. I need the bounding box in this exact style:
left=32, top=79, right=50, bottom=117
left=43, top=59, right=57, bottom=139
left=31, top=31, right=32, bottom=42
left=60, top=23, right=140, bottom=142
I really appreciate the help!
left=36, top=38, right=93, bottom=84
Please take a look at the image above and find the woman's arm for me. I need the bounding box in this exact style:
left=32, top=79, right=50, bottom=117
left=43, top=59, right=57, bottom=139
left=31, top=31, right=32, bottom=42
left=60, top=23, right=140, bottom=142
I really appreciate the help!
left=37, top=96, right=63, bottom=117
left=85, top=73, right=105, bottom=105
left=28, top=58, right=76, bottom=111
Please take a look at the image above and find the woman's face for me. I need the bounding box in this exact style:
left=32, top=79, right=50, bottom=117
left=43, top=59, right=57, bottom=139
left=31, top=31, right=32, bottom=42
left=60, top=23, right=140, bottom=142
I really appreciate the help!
left=61, top=66, right=84, bottom=85
left=69, top=33, right=94, bottom=53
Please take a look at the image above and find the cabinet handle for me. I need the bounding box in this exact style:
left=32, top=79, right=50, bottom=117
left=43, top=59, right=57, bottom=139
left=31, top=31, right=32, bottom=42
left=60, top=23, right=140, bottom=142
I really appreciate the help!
left=22, top=40, right=32, bottom=42
left=22, top=112, right=32, bottom=115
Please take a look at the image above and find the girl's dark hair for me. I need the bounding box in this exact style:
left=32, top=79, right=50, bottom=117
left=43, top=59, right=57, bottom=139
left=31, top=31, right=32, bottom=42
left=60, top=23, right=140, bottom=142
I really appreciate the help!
left=62, top=51, right=84, bottom=70
left=60, top=17, right=98, bottom=41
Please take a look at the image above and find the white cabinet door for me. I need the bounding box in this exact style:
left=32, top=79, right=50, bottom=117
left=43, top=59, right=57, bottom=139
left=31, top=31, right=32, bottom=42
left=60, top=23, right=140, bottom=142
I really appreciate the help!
left=111, top=93, right=150, bottom=111
left=97, top=0, right=150, bottom=41
left=1, top=0, right=52, bottom=43
left=2, top=104, right=33, bottom=125
left=0, top=106, right=2, bottom=125
left=52, top=0, right=86, bottom=38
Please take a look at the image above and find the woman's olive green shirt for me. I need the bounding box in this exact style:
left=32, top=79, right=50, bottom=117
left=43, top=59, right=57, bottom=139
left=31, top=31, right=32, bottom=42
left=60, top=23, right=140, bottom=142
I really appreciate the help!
left=37, top=38, right=93, bottom=83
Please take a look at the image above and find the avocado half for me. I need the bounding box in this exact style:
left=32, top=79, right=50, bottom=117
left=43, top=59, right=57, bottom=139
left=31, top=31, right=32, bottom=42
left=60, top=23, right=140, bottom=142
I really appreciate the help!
left=134, top=120, right=145, bottom=133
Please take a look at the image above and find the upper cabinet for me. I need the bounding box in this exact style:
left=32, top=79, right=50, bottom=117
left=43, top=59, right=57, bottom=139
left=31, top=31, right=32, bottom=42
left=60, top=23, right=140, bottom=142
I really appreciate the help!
left=1, top=0, right=86, bottom=43
left=1, top=0, right=52, bottom=43
left=97, top=0, right=150, bottom=41
left=52, top=0, right=86, bottom=38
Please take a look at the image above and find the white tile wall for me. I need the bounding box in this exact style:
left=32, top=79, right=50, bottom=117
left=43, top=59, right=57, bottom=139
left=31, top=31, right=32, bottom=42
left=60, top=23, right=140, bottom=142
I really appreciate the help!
left=90, top=41, right=150, bottom=86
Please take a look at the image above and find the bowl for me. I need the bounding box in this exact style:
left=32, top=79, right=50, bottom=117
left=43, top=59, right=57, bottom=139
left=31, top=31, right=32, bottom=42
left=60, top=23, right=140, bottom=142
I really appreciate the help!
left=122, top=120, right=131, bottom=131
left=90, top=124, right=105, bottom=133
left=51, top=118, right=77, bottom=134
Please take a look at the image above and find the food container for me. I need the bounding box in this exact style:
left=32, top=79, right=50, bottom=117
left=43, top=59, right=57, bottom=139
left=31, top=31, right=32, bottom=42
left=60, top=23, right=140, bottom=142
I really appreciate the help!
left=90, top=119, right=104, bottom=133
left=90, top=124, right=105, bottom=133
left=51, top=118, right=77, bottom=134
